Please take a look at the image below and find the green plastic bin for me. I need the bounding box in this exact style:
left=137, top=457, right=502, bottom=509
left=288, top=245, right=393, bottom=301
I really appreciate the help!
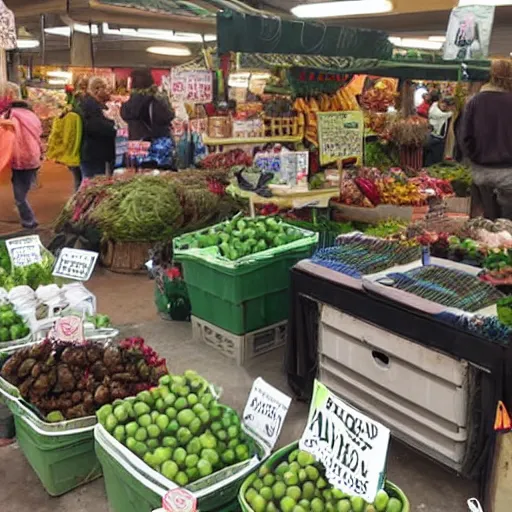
left=14, top=412, right=101, bottom=496
left=238, top=442, right=411, bottom=512
left=174, top=220, right=318, bottom=335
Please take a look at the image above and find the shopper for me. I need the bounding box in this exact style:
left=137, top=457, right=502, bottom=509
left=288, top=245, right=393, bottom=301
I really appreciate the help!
left=121, top=69, right=174, bottom=141
left=459, top=59, right=512, bottom=220
left=121, top=69, right=175, bottom=169
left=80, top=77, right=116, bottom=179
left=428, top=95, right=455, bottom=138
left=1, top=82, right=42, bottom=229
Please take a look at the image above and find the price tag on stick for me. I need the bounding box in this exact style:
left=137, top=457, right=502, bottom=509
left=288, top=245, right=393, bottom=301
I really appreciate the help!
left=5, top=235, right=43, bottom=267
left=299, top=380, right=390, bottom=503
left=243, top=377, right=292, bottom=450
left=48, top=316, right=85, bottom=343
left=53, top=248, right=98, bottom=281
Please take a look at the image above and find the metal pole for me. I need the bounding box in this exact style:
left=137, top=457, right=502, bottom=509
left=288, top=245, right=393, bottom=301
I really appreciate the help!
left=0, top=49, right=6, bottom=82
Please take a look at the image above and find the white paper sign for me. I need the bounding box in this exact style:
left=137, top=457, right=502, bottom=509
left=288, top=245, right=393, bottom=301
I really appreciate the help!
left=53, top=248, right=98, bottom=281
left=49, top=316, right=85, bottom=343
left=299, top=380, right=390, bottom=503
left=6, top=235, right=42, bottom=267
left=243, top=377, right=292, bottom=450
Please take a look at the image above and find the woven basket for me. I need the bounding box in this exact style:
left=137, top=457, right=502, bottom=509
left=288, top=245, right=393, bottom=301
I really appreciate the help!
left=100, top=240, right=154, bottom=274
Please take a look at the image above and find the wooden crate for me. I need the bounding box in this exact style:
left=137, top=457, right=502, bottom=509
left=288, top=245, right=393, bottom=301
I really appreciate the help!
left=262, top=115, right=301, bottom=138
left=100, top=240, right=153, bottom=274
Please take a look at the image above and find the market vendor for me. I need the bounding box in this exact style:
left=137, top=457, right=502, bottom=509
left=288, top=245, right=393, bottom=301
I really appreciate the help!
left=458, top=58, right=512, bottom=220
left=424, top=96, right=455, bottom=167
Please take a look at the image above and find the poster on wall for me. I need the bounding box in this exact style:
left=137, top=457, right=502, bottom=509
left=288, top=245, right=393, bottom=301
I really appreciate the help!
left=169, top=69, right=213, bottom=103
left=317, top=111, right=364, bottom=167
left=444, top=5, right=495, bottom=60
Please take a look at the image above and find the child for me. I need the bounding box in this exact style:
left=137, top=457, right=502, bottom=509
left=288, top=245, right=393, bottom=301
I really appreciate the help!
left=2, top=82, right=42, bottom=229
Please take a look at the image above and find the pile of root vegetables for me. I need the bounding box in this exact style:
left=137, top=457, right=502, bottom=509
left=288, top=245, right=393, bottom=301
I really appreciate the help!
left=0, top=337, right=167, bottom=421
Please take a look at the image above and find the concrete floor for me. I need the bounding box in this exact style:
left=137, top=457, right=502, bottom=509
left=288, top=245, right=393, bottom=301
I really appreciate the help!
left=0, top=271, right=477, bottom=512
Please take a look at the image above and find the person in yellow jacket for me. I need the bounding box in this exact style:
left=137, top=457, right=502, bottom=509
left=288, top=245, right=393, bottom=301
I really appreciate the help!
left=47, top=78, right=87, bottom=191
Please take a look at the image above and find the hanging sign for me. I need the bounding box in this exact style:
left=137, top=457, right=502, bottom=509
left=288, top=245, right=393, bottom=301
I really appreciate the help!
left=317, top=111, right=364, bottom=167
left=49, top=316, right=85, bottom=344
left=0, top=0, right=16, bottom=50
left=280, top=151, right=309, bottom=187
left=52, top=248, right=98, bottom=281
left=444, top=5, right=495, bottom=60
left=170, top=69, right=213, bottom=103
left=243, top=377, right=292, bottom=450
left=299, top=380, right=390, bottom=503
left=5, top=235, right=43, bottom=267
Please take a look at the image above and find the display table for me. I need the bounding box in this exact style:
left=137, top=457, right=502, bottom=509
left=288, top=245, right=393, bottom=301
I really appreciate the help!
left=286, top=263, right=512, bottom=506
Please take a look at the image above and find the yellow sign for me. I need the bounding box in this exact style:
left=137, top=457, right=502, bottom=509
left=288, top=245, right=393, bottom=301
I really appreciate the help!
left=317, top=111, right=364, bottom=167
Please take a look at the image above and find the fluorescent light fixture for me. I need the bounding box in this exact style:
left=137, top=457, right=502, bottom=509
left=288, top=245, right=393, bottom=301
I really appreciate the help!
left=17, top=39, right=40, bottom=49
left=48, top=79, right=68, bottom=85
left=146, top=46, right=191, bottom=56
left=390, top=37, right=443, bottom=50
left=47, top=71, right=72, bottom=79
left=44, top=24, right=98, bottom=37
left=459, top=0, right=512, bottom=5
left=429, top=36, right=446, bottom=42
left=292, top=0, right=392, bottom=18
left=102, top=23, right=215, bottom=43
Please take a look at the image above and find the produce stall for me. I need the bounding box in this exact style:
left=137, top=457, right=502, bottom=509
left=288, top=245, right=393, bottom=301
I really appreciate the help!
left=285, top=220, right=512, bottom=505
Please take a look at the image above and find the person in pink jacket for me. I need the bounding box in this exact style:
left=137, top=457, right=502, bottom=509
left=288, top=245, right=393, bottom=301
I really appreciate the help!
left=2, top=83, right=42, bottom=229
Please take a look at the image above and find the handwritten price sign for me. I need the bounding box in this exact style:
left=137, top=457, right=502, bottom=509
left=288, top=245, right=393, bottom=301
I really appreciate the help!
left=243, top=378, right=291, bottom=450
left=170, top=70, right=213, bottom=103
left=53, top=248, right=98, bottom=281
left=6, top=235, right=43, bottom=267
left=299, top=380, right=390, bottom=503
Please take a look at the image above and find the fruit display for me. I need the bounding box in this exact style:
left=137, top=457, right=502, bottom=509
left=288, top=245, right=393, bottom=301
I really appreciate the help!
left=385, top=265, right=504, bottom=312
left=96, top=371, right=255, bottom=485
left=427, top=162, right=472, bottom=198
left=0, top=302, right=31, bottom=342
left=243, top=447, right=404, bottom=512
left=312, top=234, right=420, bottom=279
left=375, top=176, right=425, bottom=206
left=199, top=149, right=253, bottom=170
left=176, top=217, right=306, bottom=261
left=0, top=336, right=167, bottom=421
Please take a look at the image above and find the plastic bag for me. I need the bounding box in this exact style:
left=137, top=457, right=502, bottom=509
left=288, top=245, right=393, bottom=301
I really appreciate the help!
left=468, top=498, right=483, bottom=512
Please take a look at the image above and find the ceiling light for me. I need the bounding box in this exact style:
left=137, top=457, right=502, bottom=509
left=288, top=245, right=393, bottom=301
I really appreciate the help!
left=103, top=23, right=215, bottom=43
left=48, top=79, right=68, bottom=85
left=44, top=24, right=98, bottom=37
left=459, top=0, right=512, bottom=5
left=146, top=46, right=191, bottom=56
left=390, top=37, right=443, bottom=50
left=47, top=71, right=72, bottom=79
left=428, top=36, right=446, bottom=42
left=17, top=39, right=40, bottom=49
left=292, top=0, right=393, bottom=18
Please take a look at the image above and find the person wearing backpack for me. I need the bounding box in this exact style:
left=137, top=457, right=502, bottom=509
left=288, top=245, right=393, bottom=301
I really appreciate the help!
left=1, top=82, right=42, bottom=229
left=121, top=69, right=175, bottom=169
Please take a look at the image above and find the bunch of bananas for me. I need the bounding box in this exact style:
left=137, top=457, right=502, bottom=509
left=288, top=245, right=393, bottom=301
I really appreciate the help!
left=293, top=87, right=360, bottom=146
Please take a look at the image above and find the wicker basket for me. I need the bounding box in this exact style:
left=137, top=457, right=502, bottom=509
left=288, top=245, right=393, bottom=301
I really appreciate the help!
left=100, top=240, right=154, bottom=274
left=208, top=116, right=232, bottom=138
left=262, top=114, right=302, bottom=137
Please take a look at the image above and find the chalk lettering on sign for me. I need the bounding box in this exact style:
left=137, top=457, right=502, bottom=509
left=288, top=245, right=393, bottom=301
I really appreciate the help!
left=242, top=377, right=292, bottom=450
left=53, top=248, right=99, bottom=281
left=299, top=380, right=390, bottom=502
left=5, top=235, right=43, bottom=267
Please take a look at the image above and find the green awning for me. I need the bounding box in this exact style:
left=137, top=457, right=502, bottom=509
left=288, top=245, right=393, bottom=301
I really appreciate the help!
left=93, top=0, right=216, bottom=17
left=217, top=11, right=393, bottom=60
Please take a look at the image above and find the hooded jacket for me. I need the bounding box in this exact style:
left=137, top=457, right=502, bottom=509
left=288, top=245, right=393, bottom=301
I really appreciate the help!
left=121, top=92, right=174, bottom=141
left=8, top=101, right=42, bottom=170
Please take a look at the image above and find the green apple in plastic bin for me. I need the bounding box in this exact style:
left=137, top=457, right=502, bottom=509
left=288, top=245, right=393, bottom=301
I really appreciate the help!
left=0, top=303, right=30, bottom=342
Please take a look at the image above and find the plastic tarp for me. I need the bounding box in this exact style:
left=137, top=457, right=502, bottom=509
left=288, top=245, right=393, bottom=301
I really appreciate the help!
left=217, top=11, right=393, bottom=60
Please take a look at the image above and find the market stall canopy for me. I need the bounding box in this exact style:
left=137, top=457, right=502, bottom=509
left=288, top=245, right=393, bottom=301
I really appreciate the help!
left=217, top=11, right=393, bottom=60
left=239, top=52, right=490, bottom=84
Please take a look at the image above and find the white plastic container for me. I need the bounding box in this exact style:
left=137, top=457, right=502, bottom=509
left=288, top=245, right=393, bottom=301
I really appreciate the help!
left=318, top=303, right=470, bottom=471
left=192, top=316, right=287, bottom=366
